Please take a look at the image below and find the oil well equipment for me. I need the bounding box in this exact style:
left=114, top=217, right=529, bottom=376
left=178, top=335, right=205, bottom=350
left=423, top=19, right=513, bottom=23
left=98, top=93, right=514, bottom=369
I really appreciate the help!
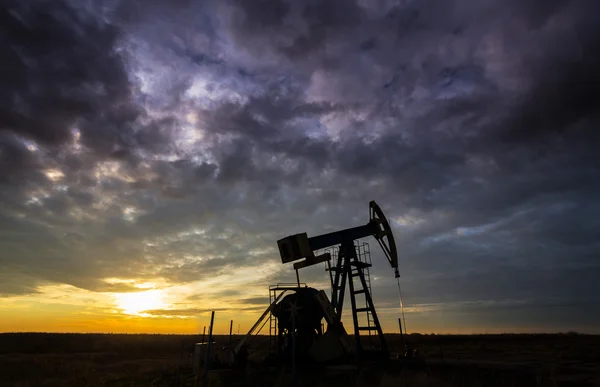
left=273, top=200, right=401, bottom=362
left=195, top=200, right=412, bottom=380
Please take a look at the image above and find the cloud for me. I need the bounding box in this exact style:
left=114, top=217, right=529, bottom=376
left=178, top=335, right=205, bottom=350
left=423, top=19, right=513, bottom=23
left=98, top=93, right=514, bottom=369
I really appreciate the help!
left=1, top=2, right=122, bottom=144
left=240, top=297, right=270, bottom=305
left=0, top=0, right=599, bottom=332
left=144, top=306, right=265, bottom=318
left=143, top=307, right=230, bottom=317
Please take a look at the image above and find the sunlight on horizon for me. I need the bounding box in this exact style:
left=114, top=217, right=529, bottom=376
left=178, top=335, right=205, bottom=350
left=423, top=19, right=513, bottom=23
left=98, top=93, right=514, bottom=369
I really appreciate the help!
left=114, top=290, right=167, bottom=316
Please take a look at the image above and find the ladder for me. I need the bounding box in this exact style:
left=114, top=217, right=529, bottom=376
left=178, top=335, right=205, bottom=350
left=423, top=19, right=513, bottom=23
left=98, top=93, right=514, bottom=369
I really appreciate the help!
left=269, top=286, right=277, bottom=352
left=355, top=242, right=376, bottom=348
left=327, top=241, right=388, bottom=361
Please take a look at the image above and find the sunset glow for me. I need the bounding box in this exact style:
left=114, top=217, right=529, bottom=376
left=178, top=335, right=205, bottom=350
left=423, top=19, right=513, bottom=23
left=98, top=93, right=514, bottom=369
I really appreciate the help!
left=1, top=0, right=599, bottom=336
left=115, top=290, right=167, bottom=316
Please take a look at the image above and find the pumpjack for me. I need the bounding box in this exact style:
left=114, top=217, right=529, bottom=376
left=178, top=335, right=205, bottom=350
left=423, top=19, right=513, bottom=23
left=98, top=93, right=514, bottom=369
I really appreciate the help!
left=210, top=201, right=405, bottom=370
left=275, top=200, right=400, bottom=364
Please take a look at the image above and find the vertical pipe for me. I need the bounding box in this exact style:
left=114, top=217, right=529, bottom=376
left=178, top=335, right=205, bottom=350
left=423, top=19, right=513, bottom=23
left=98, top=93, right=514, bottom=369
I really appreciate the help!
left=331, top=248, right=344, bottom=310
left=202, top=326, right=206, bottom=343
left=202, top=311, right=215, bottom=387
left=326, top=258, right=334, bottom=296
left=229, top=320, right=233, bottom=345
left=295, top=269, right=300, bottom=287
left=337, top=268, right=348, bottom=320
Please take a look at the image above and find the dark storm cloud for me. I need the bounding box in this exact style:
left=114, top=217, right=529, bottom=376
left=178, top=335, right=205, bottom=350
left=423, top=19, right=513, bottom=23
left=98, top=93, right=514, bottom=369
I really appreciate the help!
left=0, top=1, right=128, bottom=146
left=0, top=0, right=599, bottom=332
left=0, top=0, right=185, bottom=171
left=0, top=0, right=190, bottom=294
left=196, top=89, right=340, bottom=186
left=0, top=133, right=42, bottom=183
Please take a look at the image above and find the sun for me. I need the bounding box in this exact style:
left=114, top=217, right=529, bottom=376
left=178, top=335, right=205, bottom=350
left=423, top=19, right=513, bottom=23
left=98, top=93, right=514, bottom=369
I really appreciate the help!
left=115, top=290, right=166, bottom=315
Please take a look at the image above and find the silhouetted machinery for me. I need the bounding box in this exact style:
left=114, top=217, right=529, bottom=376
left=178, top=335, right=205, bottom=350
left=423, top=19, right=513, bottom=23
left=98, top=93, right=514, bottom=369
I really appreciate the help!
left=215, top=200, right=405, bottom=371
left=275, top=201, right=399, bottom=362
left=194, top=200, right=415, bottom=387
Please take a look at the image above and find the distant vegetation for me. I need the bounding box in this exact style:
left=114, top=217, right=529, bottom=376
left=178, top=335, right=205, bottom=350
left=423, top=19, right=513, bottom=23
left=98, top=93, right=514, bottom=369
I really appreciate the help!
left=0, top=333, right=598, bottom=386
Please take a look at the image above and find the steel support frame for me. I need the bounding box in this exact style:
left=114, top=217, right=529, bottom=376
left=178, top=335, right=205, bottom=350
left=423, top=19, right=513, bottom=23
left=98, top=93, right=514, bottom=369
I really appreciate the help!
left=330, top=240, right=389, bottom=363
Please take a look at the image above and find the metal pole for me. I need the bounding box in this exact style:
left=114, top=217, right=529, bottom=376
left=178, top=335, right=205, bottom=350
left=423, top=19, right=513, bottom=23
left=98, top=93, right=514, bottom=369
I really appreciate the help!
left=292, top=312, right=296, bottom=384
left=202, top=311, right=215, bottom=387
left=229, top=320, right=233, bottom=345
left=202, top=326, right=206, bottom=343
left=295, top=269, right=300, bottom=287
left=398, top=317, right=404, bottom=355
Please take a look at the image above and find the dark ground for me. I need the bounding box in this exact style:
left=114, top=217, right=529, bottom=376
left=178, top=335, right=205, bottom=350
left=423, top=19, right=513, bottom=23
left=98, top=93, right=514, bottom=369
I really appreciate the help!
left=0, top=333, right=598, bottom=386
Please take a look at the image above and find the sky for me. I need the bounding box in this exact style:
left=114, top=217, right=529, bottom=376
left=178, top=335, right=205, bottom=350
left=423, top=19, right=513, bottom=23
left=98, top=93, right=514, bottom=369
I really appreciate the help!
left=1, top=0, right=599, bottom=335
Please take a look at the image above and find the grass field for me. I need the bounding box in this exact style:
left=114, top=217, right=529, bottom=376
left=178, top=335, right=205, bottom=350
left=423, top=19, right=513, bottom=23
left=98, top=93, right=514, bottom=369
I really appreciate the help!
left=0, top=333, right=598, bottom=386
